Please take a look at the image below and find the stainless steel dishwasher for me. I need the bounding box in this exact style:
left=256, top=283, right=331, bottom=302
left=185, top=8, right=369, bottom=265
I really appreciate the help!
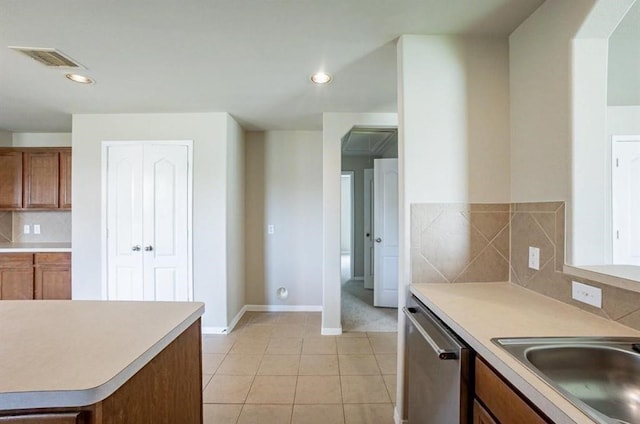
left=404, top=295, right=473, bottom=424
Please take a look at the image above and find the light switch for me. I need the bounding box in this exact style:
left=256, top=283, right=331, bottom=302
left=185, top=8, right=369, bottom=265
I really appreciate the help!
left=23, top=225, right=30, bottom=235
left=267, top=225, right=275, bottom=235
left=528, top=246, right=540, bottom=270
left=34, top=224, right=41, bottom=235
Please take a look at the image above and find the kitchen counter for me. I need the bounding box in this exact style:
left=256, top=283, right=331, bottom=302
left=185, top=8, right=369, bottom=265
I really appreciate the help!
left=0, top=242, right=71, bottom=252
left=0, top=300, right=204, bottom=411
left=410, top=282, right=640, bottom=424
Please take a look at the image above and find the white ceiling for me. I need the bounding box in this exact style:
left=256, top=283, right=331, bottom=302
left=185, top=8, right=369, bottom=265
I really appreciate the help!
left=0, top=0, right=544, bottom=132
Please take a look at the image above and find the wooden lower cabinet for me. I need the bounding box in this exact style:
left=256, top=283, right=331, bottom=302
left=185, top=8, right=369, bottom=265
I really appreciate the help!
left=474, top=400, right=498, bottom=424
left=0, top=254, right=34, bottom=300
left=475, top=357, right=550, bottom=424
left=34, top=253, right=71, bottom=300
left=0, top=253, right=70, bottom=300
left=0, top=320, right=202, bottom=424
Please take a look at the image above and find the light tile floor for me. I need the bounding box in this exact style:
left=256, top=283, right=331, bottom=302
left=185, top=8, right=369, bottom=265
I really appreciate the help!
left=202, top=311, right=398, bottom=424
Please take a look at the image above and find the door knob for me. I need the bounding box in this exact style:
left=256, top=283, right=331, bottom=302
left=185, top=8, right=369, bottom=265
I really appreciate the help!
left=375, top=238, right=382, bottom=243
left=145, top=245, right=153, bottom=251
left=132, top=245, right=141, bottom=251
left=366, top=233, right=370, bottom=237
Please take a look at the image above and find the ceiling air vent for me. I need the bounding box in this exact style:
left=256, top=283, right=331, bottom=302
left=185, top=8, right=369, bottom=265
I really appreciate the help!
left=9, top=47, right=83, bottom=68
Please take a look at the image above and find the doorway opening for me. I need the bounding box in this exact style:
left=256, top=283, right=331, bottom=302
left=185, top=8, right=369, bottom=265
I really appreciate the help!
left=340, top=126, right=398, bottom=332
left=612, top=136, right=640, bottom=265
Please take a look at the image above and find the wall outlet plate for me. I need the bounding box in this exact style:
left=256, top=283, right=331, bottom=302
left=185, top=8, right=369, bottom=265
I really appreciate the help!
left=267, top=224, right=275, bottom=235
left=572, top=281, right=602, bottom=308
left=528, top=246, right=540, bottom=270
left=23, top=225, right=30, bottom=235
left=33, top=224, right=40, bottom=235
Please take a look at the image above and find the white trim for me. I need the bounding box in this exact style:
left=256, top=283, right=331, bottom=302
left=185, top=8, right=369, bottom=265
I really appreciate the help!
left=202, top=326, right=229, bottom=335
left=321, top=327, right=343, bottom=335
left=245, top=304, right=323, bottom=312
left=227, top=305, right=248, bottom=333
left=342, top=171, right=355, bottom=280
left=393, top=407, right=406, bottom=424
left=101, top=140, right=194, bottom=302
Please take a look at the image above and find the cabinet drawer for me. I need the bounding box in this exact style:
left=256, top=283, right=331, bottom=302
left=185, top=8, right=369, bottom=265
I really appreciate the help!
left=35, top=253, right=71, bottom=266
left=475, top=358, right=549, bottom=424
left=0, top=254, right=33, bottom=268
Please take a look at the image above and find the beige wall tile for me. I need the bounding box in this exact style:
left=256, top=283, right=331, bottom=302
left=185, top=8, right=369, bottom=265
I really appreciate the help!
left=466, top=212, right=509, bottom=241
left=454, top=246, right=509, bottom=283
left=491, top=226, right=510, bottom=260
left=292, top=404, right=345, bottom=424
left=510, top=212, right=554, bottom=283
left=0, top=212, right=12, bottom=241
left=513, top=202, right=564, bottom=212
left=411, top=249, right=449, bottom=284
left=12, top=211, right=71, bottom=243
left=602, top=285, right=640, bottom=321
left=555, top=203, right=566, bottom=271
left=469, top=203, right=510, bottom=212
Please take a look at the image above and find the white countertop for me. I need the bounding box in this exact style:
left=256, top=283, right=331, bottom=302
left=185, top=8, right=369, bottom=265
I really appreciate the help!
left=410, top=282, right=640, bottom=424
left=0, top=300, right=204, bottom=410
left=0, top=242, right=72, bottom=252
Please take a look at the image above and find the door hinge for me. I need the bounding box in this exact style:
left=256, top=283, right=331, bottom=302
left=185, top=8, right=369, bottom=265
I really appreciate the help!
left=616, top=230, right=620, bottom=240
left=616, top=158, right=619, bottom=168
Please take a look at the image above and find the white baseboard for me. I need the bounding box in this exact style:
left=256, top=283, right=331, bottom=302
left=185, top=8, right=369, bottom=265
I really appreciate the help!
left=202, top=326, right=229, bottom=335
left=202, top=305, right=322, bottom=335
left=394, top=407, right=406, bottom=424
left=353, top=276, right=364, bottom=281
left=245, top=304, right=322, bottom=312
left=321, top=327, right=342, bottom=335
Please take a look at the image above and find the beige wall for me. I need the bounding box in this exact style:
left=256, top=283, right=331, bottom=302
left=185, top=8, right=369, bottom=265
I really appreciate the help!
left=245, top=130, right=323, bottom=307
left=0, top=130, right=12, bottom=146
left=71, top=112, right=234, bottom=331
left=226, top=116, right=246, bottom=324
left=12, top=132, right=72, bottom=147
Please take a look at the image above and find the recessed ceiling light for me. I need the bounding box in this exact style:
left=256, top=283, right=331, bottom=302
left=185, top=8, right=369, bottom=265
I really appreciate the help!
left=65, top=73, right=94, bottom=84
left=310, top=72, right=332, bottom=84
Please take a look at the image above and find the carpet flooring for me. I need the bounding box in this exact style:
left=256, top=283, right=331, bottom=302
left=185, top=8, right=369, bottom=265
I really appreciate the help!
left=341, top=280, right=398, bottom=333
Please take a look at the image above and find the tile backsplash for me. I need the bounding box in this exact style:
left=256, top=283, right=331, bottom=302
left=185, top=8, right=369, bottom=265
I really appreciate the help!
left=411, top=201, right=640, bottom=332
left=1, top=211, right=72, bottom=243
left=411, top=203, right=510, bottom=284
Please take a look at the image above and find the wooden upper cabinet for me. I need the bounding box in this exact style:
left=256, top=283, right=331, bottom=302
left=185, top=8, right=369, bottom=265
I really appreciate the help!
left=59, top=149, right=72, bottom=209
left=23, top=150, right=60, bottom=209
left=0, top=151, right=23, bottom=209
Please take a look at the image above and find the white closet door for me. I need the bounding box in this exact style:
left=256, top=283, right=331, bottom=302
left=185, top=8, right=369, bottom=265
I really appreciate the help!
left=142, top=145, right=190, bottom=301
left=107, top=145, right=144, bottom=300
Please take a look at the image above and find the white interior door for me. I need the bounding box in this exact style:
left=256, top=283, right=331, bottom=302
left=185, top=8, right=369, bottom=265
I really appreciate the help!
left=143, top=145, right=190, bottom=301
left=106, top=142, right=192, bottom=301
left=373, top=158, right=398, bottom=308
left=613, top=139, right=640, bottom=265
left=363, top=168, right=374, bottom=290
left=107, top=145, right=144, bottom=300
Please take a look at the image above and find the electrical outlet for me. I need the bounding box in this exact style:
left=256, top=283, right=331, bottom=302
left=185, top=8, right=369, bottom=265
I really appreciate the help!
left=267, top=225, right=275, bottom=235
left=23, top=225, right=30, bottom=235
left=33, top=224, right=40, bottom=235
left=528, top=246, right=540, bottom=270
left=572, top=281, right=602, bottom=308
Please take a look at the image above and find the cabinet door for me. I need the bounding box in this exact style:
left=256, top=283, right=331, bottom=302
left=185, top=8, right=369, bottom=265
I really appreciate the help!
left=0, top=268, right=34, bottom=299
left=59, top=149, right=72, bottom=209
left=0, top=151, right=23, bottom=209
left=474, top=400, right=498, bottom=424
left=24, top=151, right=59, bottom=209
left=34, top=253, right=71, bottom=300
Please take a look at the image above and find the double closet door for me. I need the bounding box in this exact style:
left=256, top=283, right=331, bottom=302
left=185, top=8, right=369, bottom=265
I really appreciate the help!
left=106, top=143, right=192, bottom=302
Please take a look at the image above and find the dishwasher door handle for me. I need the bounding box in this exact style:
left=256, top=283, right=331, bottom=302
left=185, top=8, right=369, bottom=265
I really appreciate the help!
left=403, top=306, right=458, bottom=360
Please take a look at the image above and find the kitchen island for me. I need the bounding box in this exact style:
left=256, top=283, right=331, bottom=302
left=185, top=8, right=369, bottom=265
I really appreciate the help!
left=0, top=300, right=204, bottom=423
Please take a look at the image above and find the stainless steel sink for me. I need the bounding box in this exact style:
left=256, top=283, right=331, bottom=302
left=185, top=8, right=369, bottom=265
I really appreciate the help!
left=493, top=337, right=640, bottom=424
